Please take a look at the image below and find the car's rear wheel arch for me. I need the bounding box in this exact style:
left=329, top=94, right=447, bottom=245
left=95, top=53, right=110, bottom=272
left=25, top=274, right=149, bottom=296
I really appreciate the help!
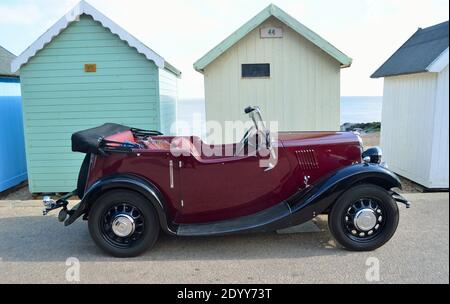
left=82, top=176, right=173, bottom=234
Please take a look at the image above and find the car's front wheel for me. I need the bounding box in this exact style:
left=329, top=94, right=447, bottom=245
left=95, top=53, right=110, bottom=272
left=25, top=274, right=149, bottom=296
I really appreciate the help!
left=328, top=184, right=399, bottom=251
left=88, top=190, right=160, bottom=257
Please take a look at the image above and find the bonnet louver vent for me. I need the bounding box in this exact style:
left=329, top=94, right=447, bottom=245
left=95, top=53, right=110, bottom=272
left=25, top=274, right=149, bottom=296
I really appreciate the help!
left=295, top=149, right=319, bottom=170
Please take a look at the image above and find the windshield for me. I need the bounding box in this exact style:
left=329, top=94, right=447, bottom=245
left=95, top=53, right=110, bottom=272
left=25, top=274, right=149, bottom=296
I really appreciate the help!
left=249, top=108, right=265, bottom=131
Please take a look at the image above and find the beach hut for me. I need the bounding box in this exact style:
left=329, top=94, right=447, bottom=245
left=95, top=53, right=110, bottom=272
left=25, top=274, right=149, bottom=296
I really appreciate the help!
left=11, top=1, right=181, bottom=193
left=194, top=4, right=352, bottom=141
left=0, top=46, right=27, bottom=192
left=372, top=21, right=449, bottom=189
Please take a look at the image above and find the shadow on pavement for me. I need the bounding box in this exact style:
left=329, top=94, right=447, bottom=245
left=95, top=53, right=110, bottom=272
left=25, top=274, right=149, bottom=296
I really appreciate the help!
left=0, top=215, right=352, bottom=262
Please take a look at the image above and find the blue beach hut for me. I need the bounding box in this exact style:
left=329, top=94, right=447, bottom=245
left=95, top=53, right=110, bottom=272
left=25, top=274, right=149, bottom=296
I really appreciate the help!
left=0, top=46, right=27, bottom=192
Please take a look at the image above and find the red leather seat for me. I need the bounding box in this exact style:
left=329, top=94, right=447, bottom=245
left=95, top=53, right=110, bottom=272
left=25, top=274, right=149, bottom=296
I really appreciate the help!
left=105, top=130, right=135, bottom=144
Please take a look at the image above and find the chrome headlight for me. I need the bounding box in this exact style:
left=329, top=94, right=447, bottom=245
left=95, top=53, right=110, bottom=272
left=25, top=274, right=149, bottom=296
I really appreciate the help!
left=362, top=147, right=382, bottom=164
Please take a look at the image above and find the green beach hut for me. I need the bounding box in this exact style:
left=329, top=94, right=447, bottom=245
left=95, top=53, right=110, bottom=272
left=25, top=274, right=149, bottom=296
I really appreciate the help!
left=11, top=1, right=181, bottom=193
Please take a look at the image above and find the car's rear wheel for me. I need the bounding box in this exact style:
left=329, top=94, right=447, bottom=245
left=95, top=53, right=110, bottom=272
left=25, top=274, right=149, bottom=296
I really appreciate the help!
left=88, top=190, right=159, bottom=257
left=328, top=184, right=399, bottom=251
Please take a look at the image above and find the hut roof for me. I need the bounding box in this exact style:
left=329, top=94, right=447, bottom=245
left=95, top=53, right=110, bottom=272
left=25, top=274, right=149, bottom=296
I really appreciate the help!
left=372, top=21, right=449, bottom=78
left=0, top=46, right=19, bottom=79
left=11, top=1, right=181, bottom=77
left=194, top=4, right=352, bottom=73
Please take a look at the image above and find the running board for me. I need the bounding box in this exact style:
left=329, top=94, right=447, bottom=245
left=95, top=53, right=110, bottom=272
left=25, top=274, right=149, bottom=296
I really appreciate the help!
left=176, top=202, right=291, bottom=236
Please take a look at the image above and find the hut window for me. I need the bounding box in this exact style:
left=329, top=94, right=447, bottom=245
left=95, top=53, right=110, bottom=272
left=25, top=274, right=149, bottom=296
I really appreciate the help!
left=242, top=64, right=270, bottom=78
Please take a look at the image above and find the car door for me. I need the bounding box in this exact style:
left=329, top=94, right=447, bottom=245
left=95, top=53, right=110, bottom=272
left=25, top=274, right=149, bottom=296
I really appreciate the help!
left=174, top=143, right=295, bottom=224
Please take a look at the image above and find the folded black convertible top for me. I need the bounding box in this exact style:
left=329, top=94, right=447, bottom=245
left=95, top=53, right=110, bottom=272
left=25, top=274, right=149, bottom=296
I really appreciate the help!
left=71, top=123, right=131, bottom=154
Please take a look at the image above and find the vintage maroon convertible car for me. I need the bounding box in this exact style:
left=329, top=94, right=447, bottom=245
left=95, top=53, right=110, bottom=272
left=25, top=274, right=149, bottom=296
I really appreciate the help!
left=43, top=107, right=410, bottom=257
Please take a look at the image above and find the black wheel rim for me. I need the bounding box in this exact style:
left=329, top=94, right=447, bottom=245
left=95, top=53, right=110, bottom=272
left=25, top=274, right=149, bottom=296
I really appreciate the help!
left=100, top=203, right=145, bottom=249
left=343, top=198, right=386, bottom=242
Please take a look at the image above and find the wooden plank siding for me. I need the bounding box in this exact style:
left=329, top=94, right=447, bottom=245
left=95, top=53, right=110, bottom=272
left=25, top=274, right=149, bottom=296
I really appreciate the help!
left=159, top=69, right=178, bottom=135
left=381, top=72, right=438, bottom=188
left=203, top=17, right=341, bottom=143
left=20, top=15, right=161, bottom=193
left=381, top=66, right=449, bottom=189
left=0, top=96, right=28, bottom=191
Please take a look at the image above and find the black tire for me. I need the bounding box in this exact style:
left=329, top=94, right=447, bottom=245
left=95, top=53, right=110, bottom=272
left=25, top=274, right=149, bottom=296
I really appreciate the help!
left=88, top=190, right=159, bottom=257
left=328, top=184, right=399, bottom=251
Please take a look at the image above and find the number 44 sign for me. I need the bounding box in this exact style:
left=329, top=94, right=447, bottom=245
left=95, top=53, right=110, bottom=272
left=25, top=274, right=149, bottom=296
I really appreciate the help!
left=260, top=27, right=283, bottom=38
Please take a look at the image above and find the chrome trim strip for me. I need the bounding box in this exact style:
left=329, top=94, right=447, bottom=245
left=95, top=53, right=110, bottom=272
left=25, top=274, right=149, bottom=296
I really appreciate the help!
left=169, top=160, right=174, bottom=188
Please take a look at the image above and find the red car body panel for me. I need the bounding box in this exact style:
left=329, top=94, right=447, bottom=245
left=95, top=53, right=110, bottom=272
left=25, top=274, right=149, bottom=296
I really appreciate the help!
left=86, top=131, right=362, bottom=224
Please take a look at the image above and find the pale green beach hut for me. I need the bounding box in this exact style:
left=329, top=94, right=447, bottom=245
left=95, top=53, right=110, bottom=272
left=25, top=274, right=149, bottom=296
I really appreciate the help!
left=11, top=1, right=181, bottom=193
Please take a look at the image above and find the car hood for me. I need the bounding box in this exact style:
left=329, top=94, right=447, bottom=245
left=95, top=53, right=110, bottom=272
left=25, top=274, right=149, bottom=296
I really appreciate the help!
left=277, top=131, right=360, bottom=147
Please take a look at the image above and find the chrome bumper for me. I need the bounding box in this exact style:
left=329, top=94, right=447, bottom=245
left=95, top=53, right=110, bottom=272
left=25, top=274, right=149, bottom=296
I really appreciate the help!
left=42, top=190, right=77, bottom=221
left=391, top=191, right=411, bottom=208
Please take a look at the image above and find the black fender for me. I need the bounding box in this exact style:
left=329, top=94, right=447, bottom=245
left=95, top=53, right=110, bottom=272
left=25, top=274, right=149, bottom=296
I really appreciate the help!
left=64, top=174, right=175, bottom=234
left=271, top=163, right=402, bottom=230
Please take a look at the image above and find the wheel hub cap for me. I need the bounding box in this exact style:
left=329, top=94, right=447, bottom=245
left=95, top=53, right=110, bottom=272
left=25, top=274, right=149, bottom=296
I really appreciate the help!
left=354, top=208, right=377, bottom=232
left=111, top=214, right=135, bottom=237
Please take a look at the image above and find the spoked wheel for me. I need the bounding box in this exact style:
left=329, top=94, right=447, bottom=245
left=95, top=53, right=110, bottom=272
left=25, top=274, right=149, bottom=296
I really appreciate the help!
left=329, top=184, right=399, bottom=251
left=101, top=203, right=145, bottom=249
left=344, top=198, right=385, bottom=241
left=88, top=190, right=159, bottom=257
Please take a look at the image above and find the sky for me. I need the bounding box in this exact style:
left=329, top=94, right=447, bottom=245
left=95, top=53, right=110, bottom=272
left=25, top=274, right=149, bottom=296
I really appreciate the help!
left=0, top=0, right=448, bottom=99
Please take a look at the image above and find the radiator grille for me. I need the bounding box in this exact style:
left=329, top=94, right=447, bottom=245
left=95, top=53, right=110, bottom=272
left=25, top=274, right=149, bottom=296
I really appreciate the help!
left=295, top=149, right=319, bottom=170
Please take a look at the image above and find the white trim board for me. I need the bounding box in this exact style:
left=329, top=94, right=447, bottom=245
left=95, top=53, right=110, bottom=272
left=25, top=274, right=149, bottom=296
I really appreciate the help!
left=427, top=47, right=449, bottom=73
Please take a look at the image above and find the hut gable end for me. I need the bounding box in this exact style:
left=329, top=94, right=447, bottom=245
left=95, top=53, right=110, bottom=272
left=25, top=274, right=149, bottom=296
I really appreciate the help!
left=196, top=5, right=347, bottom=136
left=194, top=4, right=352, bottom=72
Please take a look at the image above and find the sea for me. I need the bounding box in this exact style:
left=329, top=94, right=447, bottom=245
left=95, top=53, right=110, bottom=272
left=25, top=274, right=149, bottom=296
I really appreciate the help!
left=0, top=93, right=381, bottom=137
left=177, top=96, right=382, bottom=131
left=340, top=96, right=382, bottom=124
